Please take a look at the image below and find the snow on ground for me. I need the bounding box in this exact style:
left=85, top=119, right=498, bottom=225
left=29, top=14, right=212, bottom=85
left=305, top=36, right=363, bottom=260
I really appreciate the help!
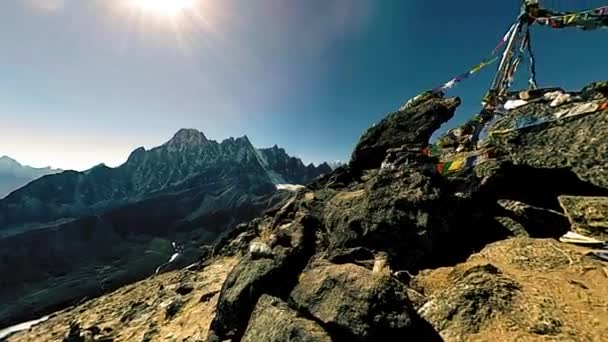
left=0, top=315, right=49, bottom=340
left=276, top=184, right=305, bottom=192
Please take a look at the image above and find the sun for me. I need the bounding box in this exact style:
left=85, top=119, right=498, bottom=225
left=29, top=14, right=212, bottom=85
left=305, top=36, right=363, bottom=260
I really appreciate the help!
left=127, top=0, right=197, bottom=17
left=106, top=0, right=225, bottom=55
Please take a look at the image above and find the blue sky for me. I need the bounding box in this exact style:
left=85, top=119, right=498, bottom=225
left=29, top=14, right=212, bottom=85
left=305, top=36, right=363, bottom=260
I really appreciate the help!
left=1, top=0, right=606, bottom=170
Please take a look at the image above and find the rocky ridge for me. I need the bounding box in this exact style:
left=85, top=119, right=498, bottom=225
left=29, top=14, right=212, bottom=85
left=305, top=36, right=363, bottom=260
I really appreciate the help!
left=256, top=145, right=332, bottom=185
left=0, top=129, right=328, bottom=230
left=8, top=81, right=608, bottom=341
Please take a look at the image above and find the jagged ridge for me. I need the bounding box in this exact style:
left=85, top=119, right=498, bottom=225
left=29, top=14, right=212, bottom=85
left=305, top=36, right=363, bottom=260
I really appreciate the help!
left=0, top=129, right=329, bottom=229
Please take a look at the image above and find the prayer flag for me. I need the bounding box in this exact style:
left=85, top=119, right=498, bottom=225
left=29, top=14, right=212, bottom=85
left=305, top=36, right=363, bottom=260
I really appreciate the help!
left=493, top=23, right=517, bottom=54
left=442, top=78, right=458, bottom=90
left=436, top=163, right=445, bottom=174
left=470, top=57, right=499, bottom=75
left=564, top=14, right=576, bottom=24
left=449, top=159, right=465, bottom=171
left=442, top=161, right=453, bottom=174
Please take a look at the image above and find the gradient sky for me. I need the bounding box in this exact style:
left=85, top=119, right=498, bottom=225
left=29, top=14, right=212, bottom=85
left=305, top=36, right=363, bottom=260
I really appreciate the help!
left=1, top=0, right=606, bottom=171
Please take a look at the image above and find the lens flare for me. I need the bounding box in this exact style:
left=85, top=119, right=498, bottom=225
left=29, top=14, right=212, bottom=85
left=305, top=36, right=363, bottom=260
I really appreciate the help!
left=127, top=0, right=197, bottom=17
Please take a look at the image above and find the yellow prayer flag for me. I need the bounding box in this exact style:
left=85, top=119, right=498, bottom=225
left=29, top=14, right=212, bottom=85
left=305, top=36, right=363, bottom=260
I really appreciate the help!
left=448, top=158, right=465, bottom=171
left=470, top=63, right=484, bottom=74
left=470, top=57, right=498, bottom=75
left=564, top=14, right=577, bottom=24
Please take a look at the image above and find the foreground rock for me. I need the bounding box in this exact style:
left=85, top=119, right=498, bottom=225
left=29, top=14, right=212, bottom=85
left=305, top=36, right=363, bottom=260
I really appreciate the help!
left=414, top=238, right=608, bottom=341
left=241, top=295, right=331, bottom=342
left=290, top=259, right=441, bottom=341
left=559, top=196, right=608, bottom=240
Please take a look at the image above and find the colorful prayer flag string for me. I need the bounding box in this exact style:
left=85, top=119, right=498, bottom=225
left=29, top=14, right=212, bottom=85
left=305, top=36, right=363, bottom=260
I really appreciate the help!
left=431, top=17, right=518, bottom=94
left=435, top=154, right=483, bottom=175
left=530, top=5, right=608, bottom=31
left=493, top=22, right=518, bottom=54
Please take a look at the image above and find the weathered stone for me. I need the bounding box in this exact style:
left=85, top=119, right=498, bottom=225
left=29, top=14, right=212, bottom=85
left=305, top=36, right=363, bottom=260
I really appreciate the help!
left=323, top=247, right=376, bottom=270
left=418, top=263, right=520, bottom=339
left=248, top=241, right=273, bottom=259
left=319, top=161, right=447, bottom=271
left=165, top=299, right=183, bottom=320
left=241, top=295, right=331, bottom=342
left=63, top=322, right=85, bottom=342
left=490, top=95, right=608, bottom=189
left=290, top=260, right=440, bottom=341
left=175, top=284, right=194, bottom=296
left=208, top=216, right=316, bottom=341
left=559, top=196, right=608, bottom=240
left=350, top=95, right=460, bottom=173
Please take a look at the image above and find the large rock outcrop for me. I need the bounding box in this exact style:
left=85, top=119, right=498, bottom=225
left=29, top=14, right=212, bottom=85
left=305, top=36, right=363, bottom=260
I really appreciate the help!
left=241, top=295, right=332, bottom=342
left=350, top=95, right=460, bottom=173
left=204, top=93, right=470, bottom=341
left=290, top=259, right=439, bottom=341
left=203, top=82, right=608, bottom=341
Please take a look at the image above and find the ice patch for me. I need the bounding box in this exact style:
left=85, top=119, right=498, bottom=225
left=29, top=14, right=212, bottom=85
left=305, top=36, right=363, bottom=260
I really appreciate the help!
left=276, top=184, right=305, bottom=192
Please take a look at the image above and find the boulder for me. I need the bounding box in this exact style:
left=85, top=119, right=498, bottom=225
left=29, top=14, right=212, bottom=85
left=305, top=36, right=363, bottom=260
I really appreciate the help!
left=350, top=95, right=460, bottom=173
left=489, top=91, right=608, bottom=190
left=241, top=295, right=331, bottom=342
left=559, top=196, right=608, bottom=240
left=418, top=263, right=520, bottom=340
left=290, top=260, right=441, bottom=341
left=208, top=216, right=317, bottom=341
left=319, top=160, right=448, bottom=271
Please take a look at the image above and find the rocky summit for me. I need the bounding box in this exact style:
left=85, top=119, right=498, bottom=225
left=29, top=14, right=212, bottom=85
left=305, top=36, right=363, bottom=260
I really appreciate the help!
left=6, top=81, right=608, bottom=341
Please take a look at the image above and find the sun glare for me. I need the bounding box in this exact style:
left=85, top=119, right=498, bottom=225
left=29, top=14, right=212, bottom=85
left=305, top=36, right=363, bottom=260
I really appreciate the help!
left=128, top=0, right=197, bottom=17
left=106, top=0, right=227, bottom=56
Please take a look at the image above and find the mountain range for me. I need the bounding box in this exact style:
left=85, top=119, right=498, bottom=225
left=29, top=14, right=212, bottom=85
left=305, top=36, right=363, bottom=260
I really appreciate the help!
left=0, top=156, right=61, bottom=199
left=0, top=129, right=330, bottom=231
left=0, top=128, right=331, bottom=328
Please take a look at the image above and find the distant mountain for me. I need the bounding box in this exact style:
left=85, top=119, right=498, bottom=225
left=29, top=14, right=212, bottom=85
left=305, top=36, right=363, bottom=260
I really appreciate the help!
left=0, top=129, right=330, bottom=328
left=0, top=129, right=328, bottom=230
left=0, top=156, right=62, bottom=199
left=327, top=160, right=346, bottom=170
left=256, top=145, right=332, bottom=185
